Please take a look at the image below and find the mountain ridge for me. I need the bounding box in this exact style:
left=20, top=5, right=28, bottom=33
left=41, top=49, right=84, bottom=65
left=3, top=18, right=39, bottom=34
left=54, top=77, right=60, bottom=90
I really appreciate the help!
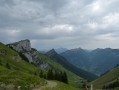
left=46, top=49, right=98, bottom=81
left=61, top=47, right=119, bottom=75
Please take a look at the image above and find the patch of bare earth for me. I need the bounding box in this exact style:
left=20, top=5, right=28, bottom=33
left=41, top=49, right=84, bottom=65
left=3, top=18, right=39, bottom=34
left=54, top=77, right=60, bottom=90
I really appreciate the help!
left=33, top=81, right=57, bottom=90
left=0, top=83, right=14, bottom=89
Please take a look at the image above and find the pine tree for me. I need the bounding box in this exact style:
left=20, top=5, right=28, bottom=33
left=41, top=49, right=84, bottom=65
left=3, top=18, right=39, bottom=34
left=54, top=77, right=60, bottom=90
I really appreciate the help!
left=58, top=71, right=63, bottom=82
left=63, top=71, right=68, bottom=84
left=40, top=70, right=43, bottom=78
left=6, top=62, right=11, bottom=69
left=34, top=72, right=37, bottom=76
left=43, top=74, right=46, bottom=79
left=47, top=69, right=54, bottom=80
left=54, top=70, right=58, bottom=80
left=0, top=60, right=2, bottom=65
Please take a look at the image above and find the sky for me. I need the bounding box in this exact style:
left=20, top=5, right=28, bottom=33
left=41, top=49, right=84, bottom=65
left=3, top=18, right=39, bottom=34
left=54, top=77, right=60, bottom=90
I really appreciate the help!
left=0, top=0, right=119, bottom=50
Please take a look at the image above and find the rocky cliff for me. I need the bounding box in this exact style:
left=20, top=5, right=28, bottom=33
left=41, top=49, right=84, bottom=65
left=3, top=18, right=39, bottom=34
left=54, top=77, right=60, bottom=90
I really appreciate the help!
left=7, top=39, right=48, bottom=69
left=7, top=39, right=31, bottom=52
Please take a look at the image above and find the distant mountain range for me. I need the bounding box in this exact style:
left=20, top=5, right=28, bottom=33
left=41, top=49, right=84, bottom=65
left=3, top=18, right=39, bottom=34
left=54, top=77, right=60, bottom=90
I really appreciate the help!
left=61, top=48, right=119, bottom=75
left=39, top=48, right=68, bottom=54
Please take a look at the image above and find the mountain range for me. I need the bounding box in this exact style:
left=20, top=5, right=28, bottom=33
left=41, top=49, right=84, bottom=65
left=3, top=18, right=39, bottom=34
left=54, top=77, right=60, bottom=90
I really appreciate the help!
left=46, top=49, right=98, bottom=81
left=61, top=48, right=119, bottom=75
left=39, top=48, right=68, bottom=54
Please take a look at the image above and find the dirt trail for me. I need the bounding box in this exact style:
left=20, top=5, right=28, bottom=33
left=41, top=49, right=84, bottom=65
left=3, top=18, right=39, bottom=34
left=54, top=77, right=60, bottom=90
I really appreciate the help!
left=33, top=81, right=57, bottom=90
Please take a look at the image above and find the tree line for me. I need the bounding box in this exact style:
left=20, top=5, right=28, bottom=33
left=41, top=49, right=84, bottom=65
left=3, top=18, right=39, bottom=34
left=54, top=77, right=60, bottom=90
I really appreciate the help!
left=47, top=69, right=68, bottom=84
left=36, top=69, right=68, bottom=84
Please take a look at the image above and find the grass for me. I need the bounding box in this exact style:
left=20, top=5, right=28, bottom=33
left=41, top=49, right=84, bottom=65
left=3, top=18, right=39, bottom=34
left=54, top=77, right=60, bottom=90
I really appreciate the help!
left=42, top=80, right=82, bottom=90
left=38, top=53, right=83, bottom=88
left=90, top=66, right=119, bottom=89
left=0, top=42, right=46, bottom=90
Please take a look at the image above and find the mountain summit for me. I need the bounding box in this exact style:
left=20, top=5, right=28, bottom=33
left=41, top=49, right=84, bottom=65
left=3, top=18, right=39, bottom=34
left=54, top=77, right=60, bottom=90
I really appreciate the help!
left=46, top=49, right=57, bottom=56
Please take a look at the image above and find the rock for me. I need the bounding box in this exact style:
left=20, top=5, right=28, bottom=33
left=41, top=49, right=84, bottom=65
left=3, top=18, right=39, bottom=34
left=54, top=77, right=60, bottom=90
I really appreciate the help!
left=7, top=39, right=36, bottom=62
left=7, top=39, right=31, bottom=52
left=7, top=39, right=49, bottom=69
left=39, top=63, right=49, bottom=69
left=11, top=55, right=22, bottom=62
left=18, top=86, right=21, bottom=89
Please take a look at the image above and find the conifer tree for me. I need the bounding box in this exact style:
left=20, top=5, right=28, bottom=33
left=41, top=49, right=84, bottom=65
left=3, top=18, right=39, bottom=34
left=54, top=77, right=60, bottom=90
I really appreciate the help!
left=40, top=70, right=43, bottom=78
left=34, top=71, right=37, bottom=76
left=54, top=70, right=58, bottom=80
left=6, top=62, right=10, bottom=69
left=47, top=69, right=54, bottom=80
left=0, top=60, right=2, bottom=65
left=43, top=74, right=46, bottom=79
left=63, top=71, right=68, bottom=84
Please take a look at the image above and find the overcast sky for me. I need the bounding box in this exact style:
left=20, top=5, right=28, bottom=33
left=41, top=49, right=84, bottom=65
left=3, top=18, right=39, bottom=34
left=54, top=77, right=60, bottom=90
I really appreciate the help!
left=0, top=0, right=119, bottom=50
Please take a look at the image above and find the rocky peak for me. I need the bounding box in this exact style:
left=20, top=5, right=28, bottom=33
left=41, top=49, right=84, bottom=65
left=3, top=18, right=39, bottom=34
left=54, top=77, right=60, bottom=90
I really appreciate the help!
left=46, top=49, right=57, bottom=57
left=7, top=39, right=31, bottom=52
left=7, top=39, right=37, bottom=63
left=7, top=39, right=49, bottom=69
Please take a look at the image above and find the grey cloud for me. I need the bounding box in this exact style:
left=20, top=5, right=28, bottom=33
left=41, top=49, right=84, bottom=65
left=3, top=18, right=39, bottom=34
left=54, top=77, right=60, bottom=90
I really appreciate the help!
left=0, top=0, right=119, bottom=50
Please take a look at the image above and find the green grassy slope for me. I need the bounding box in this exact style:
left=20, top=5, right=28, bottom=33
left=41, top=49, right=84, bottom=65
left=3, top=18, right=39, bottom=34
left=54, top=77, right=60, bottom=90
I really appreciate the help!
left=38, top=53, right=83, bottom=88
left=42, top=80, right=82, bottom=90
left=0, top=42, right=46, bottom=90
left=0, top=42, right=82, bottom=90
left=90, top=66, right=119, bottom=89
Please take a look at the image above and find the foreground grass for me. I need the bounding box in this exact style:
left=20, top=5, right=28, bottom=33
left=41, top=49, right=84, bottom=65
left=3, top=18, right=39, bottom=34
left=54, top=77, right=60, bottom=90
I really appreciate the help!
left=42, top=80, right=82, bottom=90
left=0, top=42, right=46, bottom=90
left=0, top=65, right=46, bottom=90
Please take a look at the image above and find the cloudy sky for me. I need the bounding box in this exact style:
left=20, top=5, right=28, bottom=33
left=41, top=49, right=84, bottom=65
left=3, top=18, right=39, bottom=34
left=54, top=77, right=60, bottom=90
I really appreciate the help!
left=0, top=0, right=119, bottom=50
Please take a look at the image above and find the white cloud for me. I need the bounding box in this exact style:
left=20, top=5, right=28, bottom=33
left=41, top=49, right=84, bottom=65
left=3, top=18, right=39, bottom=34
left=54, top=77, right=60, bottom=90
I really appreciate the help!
left=0, top=0, right=119, bottom=50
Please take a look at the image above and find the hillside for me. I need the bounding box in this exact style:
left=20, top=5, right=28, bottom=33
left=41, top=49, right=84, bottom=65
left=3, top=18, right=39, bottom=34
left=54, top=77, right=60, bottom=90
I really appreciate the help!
left=5, top=40, right=84, bottom=88
left=90, top=65, right=119, bottom=89
left=46, top=49, right=98, bottom=81
left=38, top=53, right=83, bottom=88
left=0, top=41, right=82, bottom=90
left=0, top=42, right=46, bottom=90
left=61, top=48, right=119, bottom=75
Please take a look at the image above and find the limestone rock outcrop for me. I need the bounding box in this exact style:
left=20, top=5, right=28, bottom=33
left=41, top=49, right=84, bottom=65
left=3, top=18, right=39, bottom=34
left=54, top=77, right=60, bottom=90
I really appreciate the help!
left=7, top=39, right=31, bottom=52
left=7, top=39, right=48, bottom=69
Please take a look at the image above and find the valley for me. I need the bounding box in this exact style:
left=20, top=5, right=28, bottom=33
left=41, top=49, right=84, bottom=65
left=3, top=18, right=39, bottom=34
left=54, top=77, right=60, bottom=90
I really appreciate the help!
left=0, top=39, right=119, bottom=90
